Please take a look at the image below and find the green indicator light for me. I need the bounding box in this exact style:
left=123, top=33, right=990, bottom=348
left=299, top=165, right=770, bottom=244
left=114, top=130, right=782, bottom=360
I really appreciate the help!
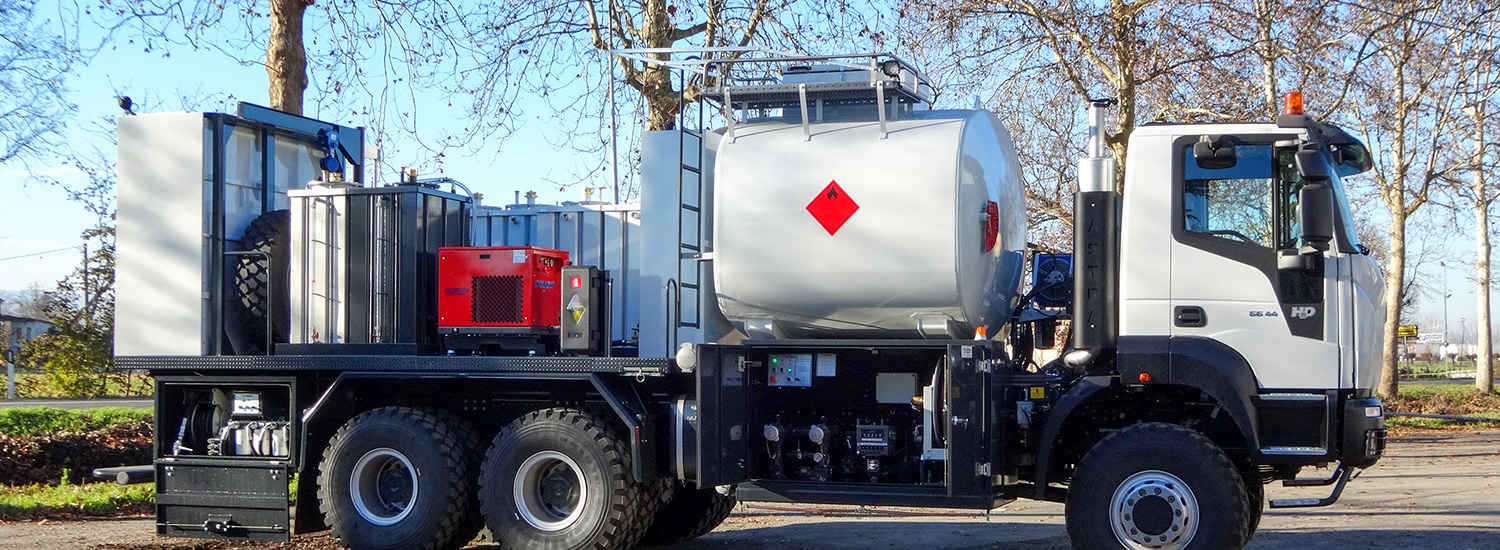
left=771, top=358, right=779, bottom=363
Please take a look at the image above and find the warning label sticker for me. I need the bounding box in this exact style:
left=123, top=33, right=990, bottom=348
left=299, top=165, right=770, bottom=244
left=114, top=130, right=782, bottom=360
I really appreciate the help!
left=805, top=180, right=860, bottom=235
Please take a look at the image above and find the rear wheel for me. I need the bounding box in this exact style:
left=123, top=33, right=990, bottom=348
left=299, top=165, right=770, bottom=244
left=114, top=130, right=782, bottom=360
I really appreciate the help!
left=1065, top=423, right=1250, bottom=550
left=637, top=484, right=737, bottom=546
left=317, top=407, right=475, bottom=550
left=479, top=408, right=651, bottom=550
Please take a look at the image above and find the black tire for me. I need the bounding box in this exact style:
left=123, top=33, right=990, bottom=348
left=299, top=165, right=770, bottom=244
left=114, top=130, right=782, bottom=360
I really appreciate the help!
left=479, top=408, right=649, bottom=550
left=1244, top=475, right=1264, bottom=540
left=430, top=409, right=487, bottom=547
left=234, top=210, right=290, bottom=352
left=637, top=484, right=737, bottom=546
left=317, top=407, right=475, bottom=550
left=1065, top=423, right=1250, bottom=550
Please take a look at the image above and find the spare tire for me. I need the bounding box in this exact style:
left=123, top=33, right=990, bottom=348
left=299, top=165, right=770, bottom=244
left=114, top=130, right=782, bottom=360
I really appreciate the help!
left=234, top=210, right=291, bottom=352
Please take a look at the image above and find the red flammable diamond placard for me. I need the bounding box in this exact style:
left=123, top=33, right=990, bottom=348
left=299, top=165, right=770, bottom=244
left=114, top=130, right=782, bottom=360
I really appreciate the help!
left=806, top=180, right=860, bottom=235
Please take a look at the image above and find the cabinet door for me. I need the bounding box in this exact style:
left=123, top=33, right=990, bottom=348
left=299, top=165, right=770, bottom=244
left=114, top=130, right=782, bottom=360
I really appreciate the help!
left=697, top=345, right=749, bottom=487
left=946, top=343, right=993, bottom=498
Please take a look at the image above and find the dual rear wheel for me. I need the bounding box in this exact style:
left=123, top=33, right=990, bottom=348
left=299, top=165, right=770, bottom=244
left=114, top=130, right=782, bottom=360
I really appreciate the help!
left=320, top=406, right=728, bottom=550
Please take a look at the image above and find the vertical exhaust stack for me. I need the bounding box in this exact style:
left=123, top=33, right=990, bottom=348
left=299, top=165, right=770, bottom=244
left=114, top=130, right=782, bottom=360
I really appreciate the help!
left=1070, top=99, right=1121, bottom=373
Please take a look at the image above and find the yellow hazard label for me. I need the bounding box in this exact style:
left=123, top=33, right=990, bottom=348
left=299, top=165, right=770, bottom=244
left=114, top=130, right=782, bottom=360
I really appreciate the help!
left=566, top=294, right=585, bottom=324
left=1029, top=387, right=1046, bottom=399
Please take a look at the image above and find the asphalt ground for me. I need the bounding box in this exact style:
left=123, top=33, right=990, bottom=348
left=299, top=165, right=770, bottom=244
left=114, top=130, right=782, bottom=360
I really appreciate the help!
left=1, top=428, right=1495, bottom=550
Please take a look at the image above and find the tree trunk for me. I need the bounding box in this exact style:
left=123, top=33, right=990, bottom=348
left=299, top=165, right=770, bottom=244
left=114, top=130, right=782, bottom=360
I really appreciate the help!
left=638, top=0, right=679, bottom=130
left=1477, top=122, right=1495, bottom=393
left=1379, top=209, right=1407, bottom=399
left=1256, top=0, right=1277, bottom=118
left=267, top=0, right=313, bottom=116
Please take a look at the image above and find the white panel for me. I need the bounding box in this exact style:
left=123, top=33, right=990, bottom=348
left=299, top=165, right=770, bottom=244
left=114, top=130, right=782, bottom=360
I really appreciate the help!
left=1118, top=133, right=1175, bottom=336
left=115, top=113, right=208, bottom=355
left=1349, top=255, right=1385, bottom=390
left=639, top=130, right=688, bottom=357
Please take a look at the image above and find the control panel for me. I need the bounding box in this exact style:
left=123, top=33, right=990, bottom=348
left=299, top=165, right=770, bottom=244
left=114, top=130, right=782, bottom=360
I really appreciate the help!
left=767, top=354, right=813, bottom=387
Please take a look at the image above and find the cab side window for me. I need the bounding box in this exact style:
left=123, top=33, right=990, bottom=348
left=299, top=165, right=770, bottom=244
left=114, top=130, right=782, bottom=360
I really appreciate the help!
left=1182, top=144, right=1275, bottom=248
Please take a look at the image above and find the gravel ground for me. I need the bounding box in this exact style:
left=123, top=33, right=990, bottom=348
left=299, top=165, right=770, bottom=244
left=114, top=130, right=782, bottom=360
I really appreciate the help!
left=1, top=428, right=1494, bottom=550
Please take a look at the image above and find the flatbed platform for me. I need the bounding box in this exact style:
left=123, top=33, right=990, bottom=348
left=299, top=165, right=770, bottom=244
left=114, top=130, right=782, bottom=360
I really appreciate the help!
left=118, top=354, right=673, bottom=374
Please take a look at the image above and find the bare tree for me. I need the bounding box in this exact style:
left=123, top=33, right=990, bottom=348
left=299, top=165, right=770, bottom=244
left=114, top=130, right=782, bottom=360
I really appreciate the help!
left=899, top=0, right=1327, bottom=246
left=1334, top=0, right=1474, bottom=398
left=0, top=0, right=81, bottom=165
left=1452, top=12, right=1500, bottom=393
left=99, top=1, right=879, bottom=189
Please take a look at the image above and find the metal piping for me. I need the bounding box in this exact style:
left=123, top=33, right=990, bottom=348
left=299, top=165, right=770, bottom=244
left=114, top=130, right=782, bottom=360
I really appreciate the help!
left=1077, top=98, right=1118, bottom=194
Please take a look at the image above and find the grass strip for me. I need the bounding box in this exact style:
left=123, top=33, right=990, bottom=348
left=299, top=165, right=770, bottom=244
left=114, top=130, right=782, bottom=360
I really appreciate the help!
left=0, top=481, right=154, bottom=520
left=0, top=407, right=152, bottom=437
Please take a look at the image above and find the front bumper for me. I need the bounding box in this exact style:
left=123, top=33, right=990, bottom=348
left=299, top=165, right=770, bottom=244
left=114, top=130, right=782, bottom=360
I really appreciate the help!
left=1340, top=396, right=1386, bottom=468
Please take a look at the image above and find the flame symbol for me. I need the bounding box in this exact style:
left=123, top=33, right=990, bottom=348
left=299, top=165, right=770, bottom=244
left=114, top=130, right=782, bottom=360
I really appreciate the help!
left=827, top=187, right=838, bottom=200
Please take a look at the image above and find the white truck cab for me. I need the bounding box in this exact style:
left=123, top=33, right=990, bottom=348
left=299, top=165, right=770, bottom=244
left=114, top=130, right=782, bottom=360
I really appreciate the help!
left=1119, top=122, right=1385, bottom=392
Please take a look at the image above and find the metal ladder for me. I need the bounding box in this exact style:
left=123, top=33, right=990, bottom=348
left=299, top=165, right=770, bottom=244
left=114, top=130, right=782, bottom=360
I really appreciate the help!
left=669, top=73, right=710, bottom=350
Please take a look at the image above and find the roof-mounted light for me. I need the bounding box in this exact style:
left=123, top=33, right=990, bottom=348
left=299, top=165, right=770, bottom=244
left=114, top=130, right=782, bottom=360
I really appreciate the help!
left=1282, top=91, right=1305, bottom=116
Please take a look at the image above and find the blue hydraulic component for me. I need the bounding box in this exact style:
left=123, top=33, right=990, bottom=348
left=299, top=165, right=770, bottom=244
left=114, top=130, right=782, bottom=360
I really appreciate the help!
left=237, top=102, right=364, bottom=184
left=316, top=129, right=344, bottom=173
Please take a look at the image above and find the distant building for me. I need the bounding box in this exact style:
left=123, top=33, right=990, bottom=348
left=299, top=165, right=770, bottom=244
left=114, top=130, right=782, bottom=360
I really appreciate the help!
left=0, top=313, right=53, bottom=363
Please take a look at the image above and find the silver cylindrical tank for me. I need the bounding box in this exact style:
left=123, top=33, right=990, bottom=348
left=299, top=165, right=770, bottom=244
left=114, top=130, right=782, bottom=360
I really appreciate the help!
left=713, top=109, right=1027, bottom=339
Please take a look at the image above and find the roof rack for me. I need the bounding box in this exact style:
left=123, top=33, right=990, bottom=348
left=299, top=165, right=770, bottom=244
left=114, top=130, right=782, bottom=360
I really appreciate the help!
left=611, top=48, right=933, bottom=106
left=610, top=47, right=935, bottom=140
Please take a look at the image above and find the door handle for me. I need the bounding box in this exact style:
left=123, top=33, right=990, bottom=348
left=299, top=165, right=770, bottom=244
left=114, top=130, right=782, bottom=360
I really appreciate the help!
left=1174, top=306, right=1207, bottom=327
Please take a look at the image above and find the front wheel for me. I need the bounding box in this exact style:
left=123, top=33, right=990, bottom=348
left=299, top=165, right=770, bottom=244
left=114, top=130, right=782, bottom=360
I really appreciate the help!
left=1065, top=423, right=1250, bottom=550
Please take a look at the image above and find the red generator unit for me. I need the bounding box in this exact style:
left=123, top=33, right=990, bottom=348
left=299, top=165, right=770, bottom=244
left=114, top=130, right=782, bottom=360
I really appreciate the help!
left=438, top=247, right=570, bottom=339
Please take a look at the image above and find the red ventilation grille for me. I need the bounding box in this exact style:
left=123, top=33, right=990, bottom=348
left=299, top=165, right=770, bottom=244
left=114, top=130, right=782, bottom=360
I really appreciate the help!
left=472, top=275, right=524, bottom=323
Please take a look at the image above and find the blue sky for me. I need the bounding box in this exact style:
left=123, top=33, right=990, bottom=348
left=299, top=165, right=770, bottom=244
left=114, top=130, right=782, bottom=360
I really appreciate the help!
left=0, top=9, right=613, bottom=294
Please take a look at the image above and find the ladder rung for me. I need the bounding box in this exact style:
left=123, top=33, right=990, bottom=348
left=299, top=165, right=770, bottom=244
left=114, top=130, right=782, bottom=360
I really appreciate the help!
left=678, top=321, right=701, bottom=329
left=683, top=129, right=702, bottom=138
left=679, top=283, right=699, bottom=290
left=681, top=204, right=700, bottom=213
left=681, top=166, right=700, bottom=174
left=679, top=244, right=701, bottom=252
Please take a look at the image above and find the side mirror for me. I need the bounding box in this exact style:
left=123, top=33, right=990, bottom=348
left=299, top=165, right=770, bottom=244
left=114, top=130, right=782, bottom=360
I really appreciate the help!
left=1299, top=182, right=1335, bottom=251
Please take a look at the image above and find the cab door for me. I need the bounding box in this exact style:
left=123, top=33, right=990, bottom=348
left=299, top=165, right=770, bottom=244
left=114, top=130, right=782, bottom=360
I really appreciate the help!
left=1167, top=137, right=1340, bottom=389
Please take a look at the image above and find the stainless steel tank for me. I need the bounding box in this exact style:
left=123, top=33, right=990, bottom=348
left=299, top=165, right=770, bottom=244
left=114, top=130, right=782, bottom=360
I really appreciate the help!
left=713, top=109, right=1027, bottom=339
